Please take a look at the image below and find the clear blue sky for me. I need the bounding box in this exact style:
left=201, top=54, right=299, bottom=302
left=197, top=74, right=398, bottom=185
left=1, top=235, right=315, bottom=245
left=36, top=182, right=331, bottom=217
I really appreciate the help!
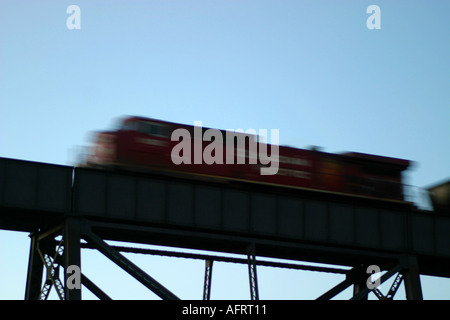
left=1, top=0, right=449, bottom=300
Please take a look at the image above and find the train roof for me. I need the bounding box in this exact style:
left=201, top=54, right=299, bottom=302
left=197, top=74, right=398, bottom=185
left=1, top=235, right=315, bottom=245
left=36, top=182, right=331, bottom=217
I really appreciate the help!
left=340, top=152, right=411, bottom=169
left=119, top=116, right=412, bottom=169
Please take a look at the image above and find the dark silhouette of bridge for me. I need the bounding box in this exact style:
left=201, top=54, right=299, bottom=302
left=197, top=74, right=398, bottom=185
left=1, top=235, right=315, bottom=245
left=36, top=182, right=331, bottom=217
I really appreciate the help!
left=1, top=157, right=449, bottom=300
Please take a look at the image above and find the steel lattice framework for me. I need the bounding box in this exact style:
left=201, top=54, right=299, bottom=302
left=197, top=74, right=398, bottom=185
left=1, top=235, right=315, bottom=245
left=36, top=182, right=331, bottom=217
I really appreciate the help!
left=1, top=157, right=449, bottom=300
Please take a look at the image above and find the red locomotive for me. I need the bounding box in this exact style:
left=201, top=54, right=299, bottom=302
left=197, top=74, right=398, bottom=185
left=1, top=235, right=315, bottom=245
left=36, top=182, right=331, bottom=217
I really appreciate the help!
left=84, top=116, right=411, bottom=202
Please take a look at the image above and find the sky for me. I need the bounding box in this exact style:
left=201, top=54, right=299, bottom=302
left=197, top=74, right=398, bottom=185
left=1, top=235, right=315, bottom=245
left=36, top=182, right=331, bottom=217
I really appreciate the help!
left=1, top=0, right=449, bottom=300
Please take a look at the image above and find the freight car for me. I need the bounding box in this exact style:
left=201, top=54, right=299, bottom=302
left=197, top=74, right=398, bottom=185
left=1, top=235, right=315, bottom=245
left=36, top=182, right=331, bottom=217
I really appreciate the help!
left=84, top=116, right=411, bottom=202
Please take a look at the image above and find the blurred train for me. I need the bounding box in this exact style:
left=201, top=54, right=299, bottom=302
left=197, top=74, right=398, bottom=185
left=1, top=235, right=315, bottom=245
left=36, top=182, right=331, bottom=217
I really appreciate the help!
left=83, top=116, right=412, bottom=203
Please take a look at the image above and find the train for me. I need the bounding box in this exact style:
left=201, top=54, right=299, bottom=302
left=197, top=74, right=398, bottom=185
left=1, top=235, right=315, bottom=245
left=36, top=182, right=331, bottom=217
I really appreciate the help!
left=83, top=116, right=411, bottom=203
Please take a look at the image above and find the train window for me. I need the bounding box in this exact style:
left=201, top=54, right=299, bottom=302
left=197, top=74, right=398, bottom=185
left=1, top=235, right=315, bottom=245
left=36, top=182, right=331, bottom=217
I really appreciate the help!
left=153, top=124, right=169, bottom=137
left=122, top=121, right=137, bottom=131
left=150, top=124, right=160, bottom=135
left=139, top=122, right=153, bottom=135
left=138, top=122, right=168, bottom=137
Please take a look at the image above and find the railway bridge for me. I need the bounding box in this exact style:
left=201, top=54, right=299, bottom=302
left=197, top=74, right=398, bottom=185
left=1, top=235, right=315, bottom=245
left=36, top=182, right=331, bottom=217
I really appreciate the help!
left=1, top=157, right=449, bottom=300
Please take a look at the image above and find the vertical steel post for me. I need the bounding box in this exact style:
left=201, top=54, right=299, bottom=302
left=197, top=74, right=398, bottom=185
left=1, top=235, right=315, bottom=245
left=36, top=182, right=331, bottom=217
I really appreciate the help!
left=352, top=266, right=369, bottom=300
left=247, top=244, right=259, bottom=300
left=402, top=255, right=423, bottom=300
left=64, top=217, right=82, bottom=300
left=25, top=232, right=44, bottom=300
left=203, top=260, right=213, bottom=300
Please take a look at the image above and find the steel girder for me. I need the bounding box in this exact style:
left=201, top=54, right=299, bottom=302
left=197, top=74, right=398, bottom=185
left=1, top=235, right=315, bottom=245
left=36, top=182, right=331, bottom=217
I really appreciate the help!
left=24, top=217, right=180, bottom=300
left=24, top=216, right=424, bottom=300
left=203, top=260, right=213, bottom=300
left=247, top=243, right=259, bottom=300
left=317, top=254, right=423, bottom=300
left=25, top=225, right=66, bottom=300
left=83, top=230, right=180, bottom=300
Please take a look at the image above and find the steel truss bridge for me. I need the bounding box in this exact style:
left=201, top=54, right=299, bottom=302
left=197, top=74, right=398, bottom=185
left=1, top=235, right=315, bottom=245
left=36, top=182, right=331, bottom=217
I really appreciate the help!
left=1, top=157, right=449, bottom=300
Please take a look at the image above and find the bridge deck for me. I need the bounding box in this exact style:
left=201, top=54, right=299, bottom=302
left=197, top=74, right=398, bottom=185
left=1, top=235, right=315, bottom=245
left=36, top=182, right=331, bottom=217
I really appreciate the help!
left=1, top=157, right=449, bottom=278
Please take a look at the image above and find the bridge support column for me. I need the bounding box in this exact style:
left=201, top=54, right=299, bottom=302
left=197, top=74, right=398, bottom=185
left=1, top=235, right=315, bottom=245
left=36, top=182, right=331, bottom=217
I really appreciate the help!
left=25, top=232, right=44, bottom=300
left=203, top=260, right=213, bottom=300
left=63, top=217, right=82, bottom=300
left=352, top=266, right=369, bottom=300
left=401, top=255, right=423, bottom=300
left=247, top=243, right=259, bottom=300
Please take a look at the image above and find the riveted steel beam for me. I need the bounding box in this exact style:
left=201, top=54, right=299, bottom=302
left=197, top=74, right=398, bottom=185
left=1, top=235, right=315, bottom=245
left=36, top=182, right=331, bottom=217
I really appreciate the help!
left=81, top=273, right=112, bottom=300
left=203, top=260, right=213, bottom=300
left=85, top=230, right=179, bottom=300
left=247, top=244, right=259, bottom=300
